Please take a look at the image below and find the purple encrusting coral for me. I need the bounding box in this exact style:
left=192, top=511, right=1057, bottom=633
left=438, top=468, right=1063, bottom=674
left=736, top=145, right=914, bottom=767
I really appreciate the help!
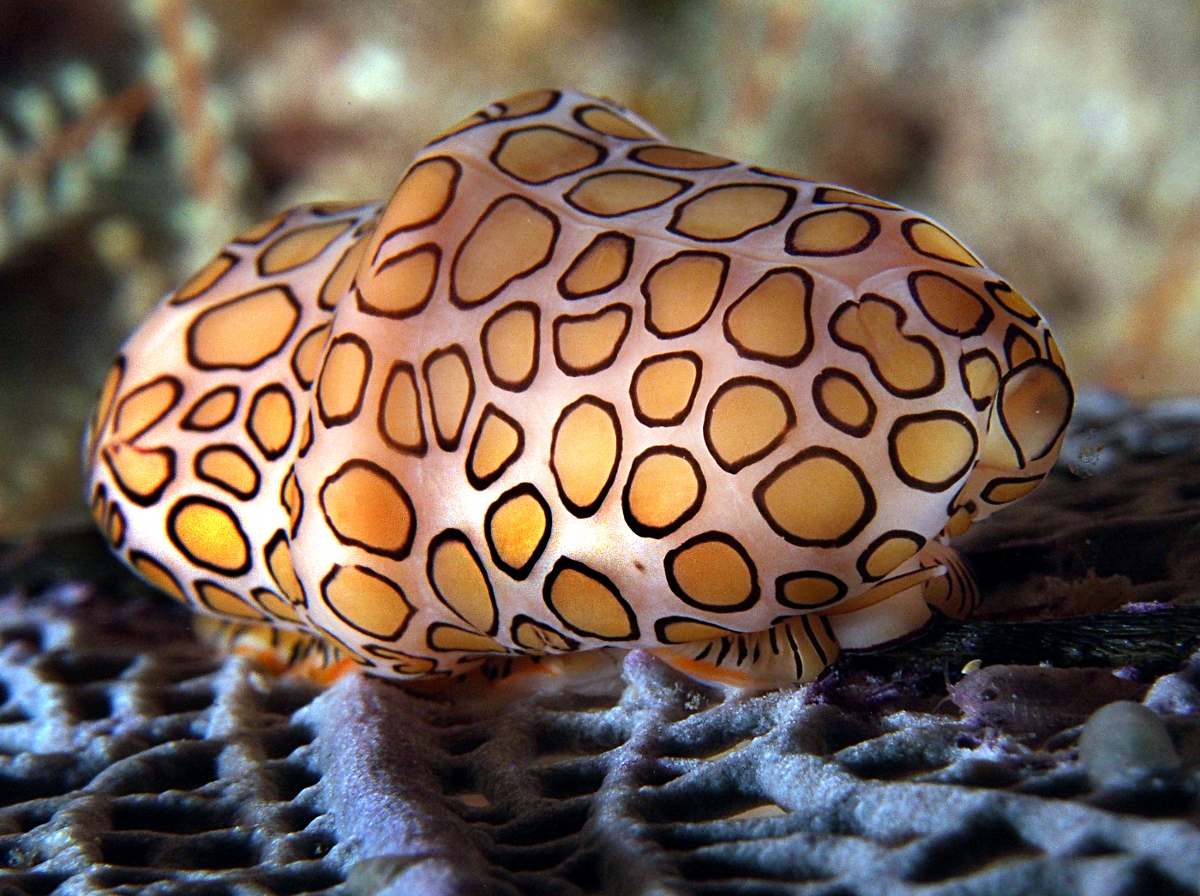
left=6, top=437, right=1200, bottom=896
left=4, top=0, right=1200, bottom=544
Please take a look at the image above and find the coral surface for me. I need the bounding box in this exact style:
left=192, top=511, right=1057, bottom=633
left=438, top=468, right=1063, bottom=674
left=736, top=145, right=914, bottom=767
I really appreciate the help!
left=3, top=395, right=1200, bottom=894
left=3, top=0, right=1199, bottom=537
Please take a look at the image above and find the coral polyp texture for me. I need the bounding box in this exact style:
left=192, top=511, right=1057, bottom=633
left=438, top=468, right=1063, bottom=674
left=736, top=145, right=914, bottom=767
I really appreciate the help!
left=82, top=89, right=1072, bottom=688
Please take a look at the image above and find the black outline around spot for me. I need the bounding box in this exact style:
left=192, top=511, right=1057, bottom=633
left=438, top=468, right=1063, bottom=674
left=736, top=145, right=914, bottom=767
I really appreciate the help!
left=774, top=570, right=848, bottom=610
left=959, top=348, right=1002, bottom=411
left=166, top=495, right=253, bottom=576
left=264, top=528, right=307, bottom=607
left=829, top=294, right=945, bottom=399
left=306, top=621, right=364, bottom=664
left=87, top=356, right=125, bottom=457
left=653, top=615, right=731, bottom=645
left=466, top=404, right=525, bottom=491
left=667, top=182, right=796, bottom=242
left=449, top=194, right=559, bottom=309
left=257, top=219, right=353, bottom=277
left=901, top=217, right=980, bottom=267
left=722, top=267, right=814, bottom=368
left=753, top=446, right=876, bottom=548
left=422, top=344, right=475, bottom=452
left=426, top=622, right=510, bottom=655
left=887, top=410, right=979, bottom=493
left=1004, top=324, right=1042, bottom=370
left=664, top=531, right=761, bottom=614
left=811, top=185, right=898, bottom=209
left=564, top=169, right=691, bottom=218
left=320, top=563, right=413, bottom=641
left=186, top=285, right=301, bottom=372
left=361, top=643, right=437, bottom=675
left=280, top=466, right=303, bottom=538
left=297, top=412, right=314, bottom=458
left=996, top=359, right=1074, bottom=467
left=373, top=156, right=462, bottom=242
left=319, top=235, right=366, bottom=310
left=128, top=550, right=185, bottom=599
left=481, top=301, right=541, bottom=391
left=629, top=350, right=702, bottom=427
left=572, top=103, right=651, bottom=140
left=194, top=580, right=267, bottom=621
left=318, top=459, right=417, bottom=561
left=629, top=144, right=735, bottom=171
left=194, top=443, right=261, bottom=501
left=550, top=395, right=622, bottom=518
left=812, top=367, right=877, bottom=438
left=511, top=614, right=579, bottom=652
left=316, top=333, right=372, bottom=429
left=987, top=280, right=1041, bottom=324
left=856, top=530, right=927, bottom=582
left=113, top=375, right=183, bottom=441
left=106, top=499, right=126, bottom=551
left=552, top=302, right=632, bottom=376
left=427, top=529, right=499, bottom=636
left=557, top=230, right=635, bottom=300
left=378, top=361, right=429, bottom=457
left=542, top=556, right=640, bottom=641
left=496, top=89, right=562, bottom=117
left=980, top=474, right=1046, bottom=506
left=246, top=382, right=296, bottom=460
left=103, top=444, right=176, bottom=507
left=182, top=384, right=241, bottom=432
left=429, top=90, right=561, bottom=145
left=746, top=166, right=812, bottom=182
left=490, top=125, right=606, bottom=184
left=641, top=250, right=729, bottom=338
left=910, top=271, right=994, bottom=338
left=484, top=482, right=552, bottom=581
left=247, top=587, right=296, bottom=623
left=703, top=376, right=797, bottom=474
left=621, top=446, right=706, bottom=539
left=1046, top=331, right=1063, bottom=366
left=356, top=243, right=441, bottom=320
left=90, top=482, right=107, bottom=523
left=290, top=324, right=332, bottom=390
left=785, top=207, right=880, bottom=257
left=169, top=253, right=237, bottom=305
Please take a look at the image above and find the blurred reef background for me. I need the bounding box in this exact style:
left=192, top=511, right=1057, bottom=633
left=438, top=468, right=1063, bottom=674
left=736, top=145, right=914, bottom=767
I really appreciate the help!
left=1, top=0, right=1199, bottom=539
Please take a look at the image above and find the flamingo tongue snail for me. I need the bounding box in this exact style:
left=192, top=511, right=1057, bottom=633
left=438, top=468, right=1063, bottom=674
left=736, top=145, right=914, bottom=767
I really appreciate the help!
left=83, top=89, right=1072, bottom=690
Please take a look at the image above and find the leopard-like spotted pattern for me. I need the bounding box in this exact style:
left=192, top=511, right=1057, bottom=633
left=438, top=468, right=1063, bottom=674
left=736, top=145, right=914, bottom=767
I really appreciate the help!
left=83, top=89, right=1072, bottom=688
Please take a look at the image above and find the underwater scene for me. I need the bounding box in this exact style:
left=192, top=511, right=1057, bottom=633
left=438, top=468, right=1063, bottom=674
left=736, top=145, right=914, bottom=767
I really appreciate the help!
left=2, top=2, right=1200, bottom=894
